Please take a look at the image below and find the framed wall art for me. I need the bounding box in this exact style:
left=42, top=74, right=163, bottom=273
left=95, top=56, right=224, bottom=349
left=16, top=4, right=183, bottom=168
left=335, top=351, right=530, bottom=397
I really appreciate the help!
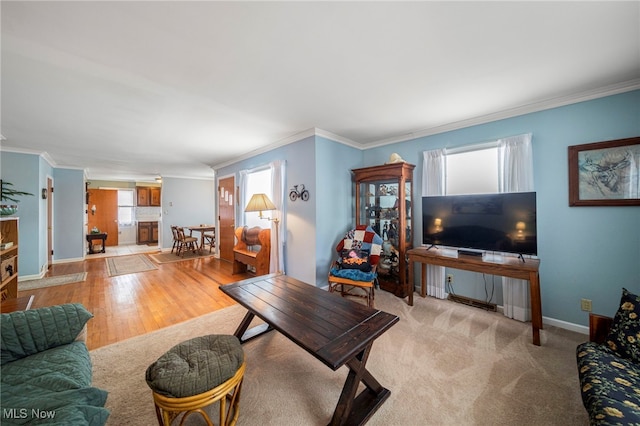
left=568, top=136, right=640, bottom=206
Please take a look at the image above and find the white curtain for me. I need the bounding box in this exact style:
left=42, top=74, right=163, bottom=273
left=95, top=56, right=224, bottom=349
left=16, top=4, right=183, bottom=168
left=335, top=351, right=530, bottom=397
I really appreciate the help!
left=269, top=160, right=285, bottom=274
left=421, top=149, right=447, bottom=299
left=238, top=170, right=249, bottom=228
left=498, top=133, right=534, bottom=322
left=237, top=161, right=285, bottom=274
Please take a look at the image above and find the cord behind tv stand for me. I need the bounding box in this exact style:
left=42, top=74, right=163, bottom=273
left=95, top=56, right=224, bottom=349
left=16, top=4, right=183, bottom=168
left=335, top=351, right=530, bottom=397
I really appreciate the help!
left=406, top=247, right=542, bottom=346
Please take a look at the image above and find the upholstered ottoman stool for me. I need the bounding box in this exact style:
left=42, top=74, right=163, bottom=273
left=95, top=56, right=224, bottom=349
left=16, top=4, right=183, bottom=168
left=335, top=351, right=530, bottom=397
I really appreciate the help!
left=145, top=335, right=245, bottom=426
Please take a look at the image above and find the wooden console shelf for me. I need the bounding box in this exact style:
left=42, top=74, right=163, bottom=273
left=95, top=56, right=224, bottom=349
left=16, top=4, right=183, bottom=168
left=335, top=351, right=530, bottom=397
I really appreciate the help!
left=1, top=217, right=19, bottom=301
left=407, top=247, right=543, bottom=345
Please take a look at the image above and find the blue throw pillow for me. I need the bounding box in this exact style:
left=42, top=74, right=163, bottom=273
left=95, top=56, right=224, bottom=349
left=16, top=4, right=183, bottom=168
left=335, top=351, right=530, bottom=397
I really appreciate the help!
left=605, top=288, right=640, bottom=363
left=330, top=267, right=376, bottom=282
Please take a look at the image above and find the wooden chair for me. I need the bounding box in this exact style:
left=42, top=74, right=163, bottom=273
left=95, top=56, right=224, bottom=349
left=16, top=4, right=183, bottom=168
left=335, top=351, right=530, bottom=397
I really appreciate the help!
left=175, top=227, right=199, bottom=257
left=232, top=226, right=270, bottom=276
left=170, top=226, right=180, bottom=254
left=203, top=229, right=216, bottom=253
left=328, top=225, right=383, bottom=308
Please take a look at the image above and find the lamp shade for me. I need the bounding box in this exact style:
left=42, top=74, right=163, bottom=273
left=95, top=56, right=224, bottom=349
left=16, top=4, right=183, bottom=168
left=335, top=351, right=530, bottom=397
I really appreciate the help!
left=516, top=221, right=526, bottom=231
left=245, top=193, right=276, bottom=212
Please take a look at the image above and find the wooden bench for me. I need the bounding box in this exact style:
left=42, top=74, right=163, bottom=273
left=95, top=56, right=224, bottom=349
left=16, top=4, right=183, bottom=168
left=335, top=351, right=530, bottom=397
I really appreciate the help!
left=232, top=226, right=271, bottom=276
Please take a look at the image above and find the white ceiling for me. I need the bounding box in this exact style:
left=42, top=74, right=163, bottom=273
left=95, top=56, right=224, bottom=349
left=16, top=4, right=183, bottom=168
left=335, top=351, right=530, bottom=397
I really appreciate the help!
left=2, top=1, right=639, bottom=182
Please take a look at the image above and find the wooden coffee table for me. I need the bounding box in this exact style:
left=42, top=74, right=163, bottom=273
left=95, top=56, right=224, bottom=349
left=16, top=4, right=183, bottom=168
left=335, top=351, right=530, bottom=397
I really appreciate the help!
left=220, top=274, right=399, bottom=426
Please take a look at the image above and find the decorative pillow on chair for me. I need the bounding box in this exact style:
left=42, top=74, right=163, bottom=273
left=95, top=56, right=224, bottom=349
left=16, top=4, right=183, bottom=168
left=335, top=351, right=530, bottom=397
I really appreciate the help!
left=338, top=249, right=372, bottom=272
left=605, top=288, right=640, bottom=363
left=336, top=225, right=383, bottom=266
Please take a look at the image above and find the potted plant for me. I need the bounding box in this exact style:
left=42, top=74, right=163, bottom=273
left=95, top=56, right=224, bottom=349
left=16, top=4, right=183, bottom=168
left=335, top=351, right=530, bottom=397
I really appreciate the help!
left=1, top=179, right=34, bottom=216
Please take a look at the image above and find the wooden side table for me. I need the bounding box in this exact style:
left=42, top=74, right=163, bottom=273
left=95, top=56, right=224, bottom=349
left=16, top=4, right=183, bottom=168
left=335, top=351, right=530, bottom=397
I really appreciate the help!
left=86, top=233, right=107, bottom=254
left=1, top=294, right=34, bottom=313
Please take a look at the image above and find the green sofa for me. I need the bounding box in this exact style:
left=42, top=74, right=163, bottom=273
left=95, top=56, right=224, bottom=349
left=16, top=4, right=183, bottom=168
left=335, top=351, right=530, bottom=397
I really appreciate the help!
left=1, top=303, right=109, bottom=425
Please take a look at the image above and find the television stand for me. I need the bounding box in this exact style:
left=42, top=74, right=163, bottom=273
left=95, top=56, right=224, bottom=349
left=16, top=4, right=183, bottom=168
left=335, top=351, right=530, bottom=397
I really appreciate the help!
left=406, top=247, right=542, bottom=346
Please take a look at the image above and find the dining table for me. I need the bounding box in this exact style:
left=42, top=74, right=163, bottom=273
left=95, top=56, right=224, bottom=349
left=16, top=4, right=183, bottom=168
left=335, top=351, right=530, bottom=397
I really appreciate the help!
left=187, top=225, right=215, bottom=254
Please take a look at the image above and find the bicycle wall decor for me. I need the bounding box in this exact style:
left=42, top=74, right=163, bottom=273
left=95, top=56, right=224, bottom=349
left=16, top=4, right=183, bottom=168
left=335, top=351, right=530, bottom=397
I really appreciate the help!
left=289, top=184, right=309, bottom=201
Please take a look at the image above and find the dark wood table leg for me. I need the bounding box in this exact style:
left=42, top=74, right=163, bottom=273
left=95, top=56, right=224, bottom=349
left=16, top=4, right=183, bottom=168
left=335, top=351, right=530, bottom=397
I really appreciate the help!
left=329, top=343, right=390, bottom=426
left=529, top=271, right=543, bottom=346
left=233, top=311, right=274, bottom=344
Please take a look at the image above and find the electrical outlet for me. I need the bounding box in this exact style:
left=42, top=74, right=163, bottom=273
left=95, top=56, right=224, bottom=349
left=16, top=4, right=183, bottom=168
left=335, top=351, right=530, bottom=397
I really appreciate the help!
left=581, top=298, right=592, bottom=312
left=447, top=274, right=453, bottom=284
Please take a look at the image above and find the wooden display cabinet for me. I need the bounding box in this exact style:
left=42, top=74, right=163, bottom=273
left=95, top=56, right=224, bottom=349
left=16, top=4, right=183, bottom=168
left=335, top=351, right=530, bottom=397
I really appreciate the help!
left=0, top=217, right=19, bottom=301
left=353, top=162, right=415, bottom=300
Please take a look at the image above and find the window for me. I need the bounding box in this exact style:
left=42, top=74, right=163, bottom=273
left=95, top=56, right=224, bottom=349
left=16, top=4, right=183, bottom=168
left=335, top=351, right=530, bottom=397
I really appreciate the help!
left=446, top=145, right=498, bottom=195
left=244, top=168, right=273, bottom=229
left=118, top=190, right=135, bottom=226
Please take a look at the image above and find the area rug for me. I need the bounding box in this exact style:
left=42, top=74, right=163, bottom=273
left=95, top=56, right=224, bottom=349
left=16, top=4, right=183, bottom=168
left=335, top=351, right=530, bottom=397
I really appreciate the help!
left=105, top=255, right=158, bottom=277
left=148, top=251, right=215, bottom=264
left=90, top=291, right=589, bottom=425
left=18, top=272, right=88, bottom=291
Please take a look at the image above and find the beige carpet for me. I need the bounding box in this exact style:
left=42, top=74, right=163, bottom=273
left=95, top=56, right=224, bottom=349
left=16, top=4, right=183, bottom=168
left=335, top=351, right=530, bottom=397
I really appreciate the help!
left=105, top=255, right=158, bottom=277
left=90, top=291, right=589, bottom=425
left=148, top=251, right=215, bottom=264
left=18, top=272, right=87, bottom=291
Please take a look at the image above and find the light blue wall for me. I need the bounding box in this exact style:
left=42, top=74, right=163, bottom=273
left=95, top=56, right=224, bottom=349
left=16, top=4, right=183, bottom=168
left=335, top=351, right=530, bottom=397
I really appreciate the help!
left=160, top=177, right=215, bottom=250
left=217, top=134, right=364, bottom=287
left=1, top=152, right=41, bottom=275
left=362, top=90, right=640, bottom=326
left=52, top=168, right=85, bottom=261
left=217, top=135, right=327, bottom=285
left=314, top=137, right=363, bottom=286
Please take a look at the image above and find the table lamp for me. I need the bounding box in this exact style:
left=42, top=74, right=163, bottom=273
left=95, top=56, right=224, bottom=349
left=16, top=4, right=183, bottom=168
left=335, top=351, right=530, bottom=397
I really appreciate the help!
left=244, top=193, right=280, bottom=273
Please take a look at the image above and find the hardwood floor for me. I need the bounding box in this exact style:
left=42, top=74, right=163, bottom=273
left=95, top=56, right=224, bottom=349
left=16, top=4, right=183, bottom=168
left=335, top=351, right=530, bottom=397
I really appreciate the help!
left=17, top=251, right=253, bottom=350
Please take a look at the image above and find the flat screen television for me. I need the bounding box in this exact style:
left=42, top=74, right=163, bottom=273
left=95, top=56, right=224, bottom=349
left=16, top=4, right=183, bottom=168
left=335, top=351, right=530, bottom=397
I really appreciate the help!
left=422, top=192, right=537, bottom=256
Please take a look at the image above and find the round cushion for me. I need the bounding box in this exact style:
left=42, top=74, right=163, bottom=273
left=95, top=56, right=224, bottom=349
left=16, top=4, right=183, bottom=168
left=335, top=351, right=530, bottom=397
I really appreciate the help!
left=145, top=334, right=244, bottom=398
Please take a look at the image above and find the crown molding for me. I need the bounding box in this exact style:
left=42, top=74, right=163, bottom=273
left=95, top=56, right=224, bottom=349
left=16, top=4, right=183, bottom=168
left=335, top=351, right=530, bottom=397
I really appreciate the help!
left=211, top=128, right=321, bottom=170
left=366, top=79, right=640, bottom=148
left=0, top=145, right=61, bottom=169
left=314, top=128, right=361, bottom=148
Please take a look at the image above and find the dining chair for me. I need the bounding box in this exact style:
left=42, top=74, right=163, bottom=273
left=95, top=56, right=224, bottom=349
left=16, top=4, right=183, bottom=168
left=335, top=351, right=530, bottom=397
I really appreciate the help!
left=203, top=229, right=216, bottom=253
left=170, top=226, right=180, bottom=254
left=175, top=227, right=199, bottom=257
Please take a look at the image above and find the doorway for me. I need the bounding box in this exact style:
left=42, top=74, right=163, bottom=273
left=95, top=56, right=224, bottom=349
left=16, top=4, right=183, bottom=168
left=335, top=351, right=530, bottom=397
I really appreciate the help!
left=218, top=176, right=235, bottom=263
left=87, top=189, right=119, bottom=246
left=47, top=177, right=53, bottom=269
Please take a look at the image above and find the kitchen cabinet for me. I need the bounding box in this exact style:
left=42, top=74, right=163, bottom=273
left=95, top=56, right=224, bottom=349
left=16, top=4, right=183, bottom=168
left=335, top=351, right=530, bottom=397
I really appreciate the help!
left=137, top=221, right=158, bottom=244
left=137, top=187, right=161, bottom=206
